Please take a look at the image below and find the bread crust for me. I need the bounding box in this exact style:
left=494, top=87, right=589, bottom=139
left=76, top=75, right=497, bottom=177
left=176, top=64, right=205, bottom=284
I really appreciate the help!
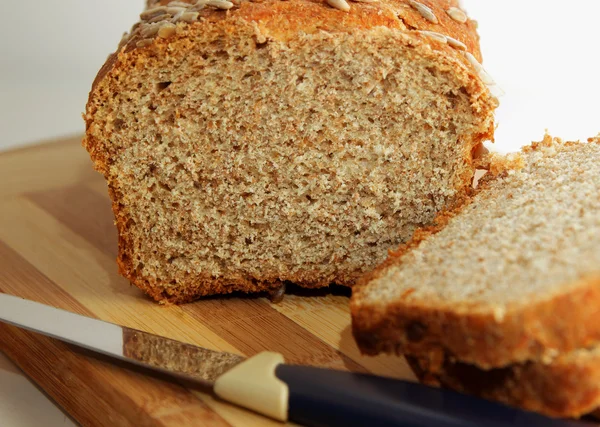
left=84, top=0, right=496, bottom=303
left=86, top=0, right=489, bottom=133
left=351, top=137, right=600, bottom=368
left=407, top=347, right=600, bottom=418
left=353, top=274, right=600, bottom=368
left=95, top=0, right=483, bottom=94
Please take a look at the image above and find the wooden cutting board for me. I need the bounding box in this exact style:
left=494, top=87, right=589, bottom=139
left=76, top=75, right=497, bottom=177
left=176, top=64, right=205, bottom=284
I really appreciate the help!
left=0, top=136, right=416, bottom=426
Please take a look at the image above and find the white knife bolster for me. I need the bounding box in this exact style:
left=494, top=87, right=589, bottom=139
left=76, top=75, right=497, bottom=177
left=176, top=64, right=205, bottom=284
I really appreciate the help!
left=214, top=351, right=288, bottom=421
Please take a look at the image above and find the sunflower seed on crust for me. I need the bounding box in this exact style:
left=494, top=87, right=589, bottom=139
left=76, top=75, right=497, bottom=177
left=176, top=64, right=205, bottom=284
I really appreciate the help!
left=158, top=23, right=177, bottom=38
left=189, top=3, right=206, bottom=11
left=464, top=52, right=495, bottom=85
left=206, top=0, right=234, bottom=9
left=487, top=83, right=505, bottom=99
left=148, top=14, right=172, bottom=23
left=140, top=7, right=168, bottom=20
left=445, top=35, right=467, bottom=50
left=168, top=1, right=192, bottom=6
left=166, top=6, right=187, bottom=14
left=327, top=0, right=351, bottom=11
left=141, top=23, right=161, bottom=38
left=351, top=0, right=378, bottom=3
left=446, top=7, right=468, bottom=23
left=417, top=30, right=447, bottom=43
left=178, top=11, right=200, bottom=22
left=171, top=9, right=185, bottom=22
left=408, top=1, right=438, bottom=24
left=136, top=39, right=154, bottom=48
left=478, top=68, right=496, bottom=86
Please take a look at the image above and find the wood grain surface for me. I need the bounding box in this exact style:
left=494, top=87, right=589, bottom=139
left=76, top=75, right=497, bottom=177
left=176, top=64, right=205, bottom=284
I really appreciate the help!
left=0, top=136, right=416, bottom=426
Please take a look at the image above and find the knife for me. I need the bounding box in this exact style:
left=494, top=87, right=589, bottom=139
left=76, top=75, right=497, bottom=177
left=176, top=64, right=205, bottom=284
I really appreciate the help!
left=0, top=293, right=591, bottom=427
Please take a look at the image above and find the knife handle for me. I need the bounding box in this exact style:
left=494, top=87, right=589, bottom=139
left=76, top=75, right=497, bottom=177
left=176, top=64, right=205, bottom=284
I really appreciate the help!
left=213, top=353, right=585, bottom=427
left=273, top=364, right=586, bottom=427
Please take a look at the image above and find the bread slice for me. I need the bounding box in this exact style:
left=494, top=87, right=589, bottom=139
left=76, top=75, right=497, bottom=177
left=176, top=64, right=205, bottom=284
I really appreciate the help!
left=406, top=346, right=600, bottom=419
left=351, top=135, right=600, bottom=368
left=83, top=0, right=497, bottom=302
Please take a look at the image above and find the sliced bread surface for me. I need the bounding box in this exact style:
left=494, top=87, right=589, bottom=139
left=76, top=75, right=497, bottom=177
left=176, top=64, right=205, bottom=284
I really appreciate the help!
left=407, top=345, right=600, bottom=419
left=351, top=136, right=600, bottom=368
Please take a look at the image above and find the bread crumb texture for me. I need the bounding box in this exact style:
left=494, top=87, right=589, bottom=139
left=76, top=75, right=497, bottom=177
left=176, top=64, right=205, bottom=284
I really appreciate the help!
left=84, top=0, right=496, bottom=302
left=352, top=135, right=600, bottom=367
left=365, top=137, right=600, bottom=306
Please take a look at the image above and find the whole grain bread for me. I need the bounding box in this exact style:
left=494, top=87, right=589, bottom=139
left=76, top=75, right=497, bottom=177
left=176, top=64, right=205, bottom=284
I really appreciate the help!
left=83, top=0, right=497, bottom=303
left=351, top=135, right=600, bottom=368
left=406, top=346, right=600, bottom=419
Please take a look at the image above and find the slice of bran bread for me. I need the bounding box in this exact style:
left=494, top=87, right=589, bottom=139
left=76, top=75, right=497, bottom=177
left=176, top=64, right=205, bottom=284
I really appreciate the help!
left=406, top=345, right=600, bottom=419
left=351, top=135, right=600, bottom=369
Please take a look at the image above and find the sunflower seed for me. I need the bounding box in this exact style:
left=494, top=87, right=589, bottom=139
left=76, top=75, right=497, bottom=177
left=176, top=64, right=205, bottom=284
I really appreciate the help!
left=178, top=11, right=200, bottom=22
left=158, top=22, right=177, bottom=38
left=409, top=1, right=438, bottom=24
left=326, top=0, right=350, bottom=11
left=206, top=0, right=234, bottom=9
left=464, top=52, right=481, bottom=69
left=136, top=39, right=154, bottom=48
left=446, top=7, right=467, bottom=23
left=171, top=9, right=185, bottom=21
left=166, top=6, right=187, bottom=14
left=189, top=2, right=206, bottom=11
left=479, top=69, right=496, bottom=86
left=141, top=23, right=161, bottom=38
left=487, top=83, right=505, bottom=99
left=464, top=52, right=495, bottom=85
left=148, top=14, right=172, bottom=23
left=168, top=1, right=192, bottom=6
left=445, top=35, right=467, bottom=50
left=140, top=7, right=168, bottom=20
left=417, top=30, right=447, bottom=43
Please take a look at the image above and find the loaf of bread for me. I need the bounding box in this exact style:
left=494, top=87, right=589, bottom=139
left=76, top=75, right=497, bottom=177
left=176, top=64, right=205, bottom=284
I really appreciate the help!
left=407, top=345, right=600, bottom=419
left=351, top=135, right=600, bottom=368
left=83, top=0, right=497, bottom=303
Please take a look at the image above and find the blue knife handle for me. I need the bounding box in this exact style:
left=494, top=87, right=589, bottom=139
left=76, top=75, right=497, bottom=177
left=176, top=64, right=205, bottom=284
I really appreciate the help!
left=275, top=365, right=591, bottom=427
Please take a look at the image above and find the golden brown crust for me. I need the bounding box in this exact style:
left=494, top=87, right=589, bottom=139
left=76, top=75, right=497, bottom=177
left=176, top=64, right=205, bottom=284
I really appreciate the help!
left=89, top=0, right=483, bottom=97
left=407, top=348, right=600, bottom=419
left=351, top=137, right=600, bottom=368
left=353, top=274, right=600, bottom=368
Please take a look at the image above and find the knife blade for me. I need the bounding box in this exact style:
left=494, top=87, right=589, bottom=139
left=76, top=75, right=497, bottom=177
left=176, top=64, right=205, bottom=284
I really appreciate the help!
left=0, top=293, right=592, bottom=427
left=0, top=293, right=245, bottom=384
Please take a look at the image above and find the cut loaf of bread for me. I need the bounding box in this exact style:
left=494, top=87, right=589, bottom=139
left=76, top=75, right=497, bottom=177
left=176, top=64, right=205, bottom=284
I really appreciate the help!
left=83, top=0, right=497, bottom=302
left=407, top=345, right=600, bottom=419
left=351, top=135, right=600, bottom=368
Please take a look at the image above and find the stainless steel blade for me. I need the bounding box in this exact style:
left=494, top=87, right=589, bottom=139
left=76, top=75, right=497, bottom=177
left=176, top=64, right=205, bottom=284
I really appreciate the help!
left=0, top=293, right=245, bottom=384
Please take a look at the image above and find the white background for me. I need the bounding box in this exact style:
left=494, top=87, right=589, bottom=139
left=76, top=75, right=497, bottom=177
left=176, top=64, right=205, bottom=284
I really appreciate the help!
left=0, top=1, right=599, bottom=425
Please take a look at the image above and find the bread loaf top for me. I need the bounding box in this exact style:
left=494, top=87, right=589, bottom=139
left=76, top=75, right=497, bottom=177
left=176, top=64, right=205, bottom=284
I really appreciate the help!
left=91, top=0, right=493, bottom=99
left=86, top=0, right=498, bottom=177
